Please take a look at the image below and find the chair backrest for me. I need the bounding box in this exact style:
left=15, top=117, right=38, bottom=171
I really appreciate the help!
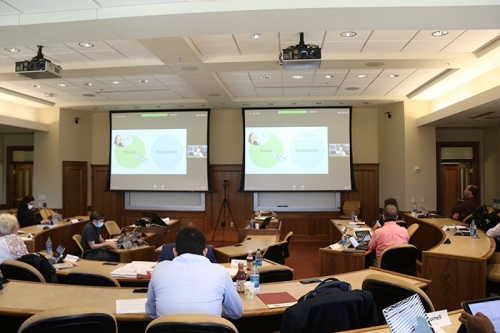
left=379, top=244, right=418, bottom=276
left=104, top=221, right=121, bottom=238
left=262, top=240, right=288, bottom=264
left=145, top=314, right=238, bottom=333
left=72, top=234, right=85, bottom=258
left=67, top=268, right=121, bottom=287
left=395, top=220, right=406, bottom=228
left=362, top=273, right=435, bottom=325
left=407, top=223, right=420, bottom=240
left=0, top=259, right=46, bottom=283
left=343, top=200, right=361, bottom=216
left=281, top=231, right=293, bottom=259
left=39, top=207, right=56, bottom=220
left=18, top=306, right=117, bottom=333
left=462, top=213, right=473, bottom=224
left=257, top=264, right=294, bottom=283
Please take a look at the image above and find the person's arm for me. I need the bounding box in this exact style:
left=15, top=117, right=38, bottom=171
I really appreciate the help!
left=145, top=280, right=157, bottom=319
left=221, top=272, right=243, bottom=319
left=459, top=312, right=495, bottom=333
left=87, top=238, right=117, bottom=250
left=487, top=223, right=500, bottom=238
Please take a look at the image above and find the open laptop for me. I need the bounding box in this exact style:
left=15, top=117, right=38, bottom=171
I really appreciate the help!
left=462, top=296, right=500, bottom=332
left=116, top=231, right=138, bottom=249
left=50, top=244, right=65, bottom=264
left=353, top=228, right=372, bottom=243
left=451, top=222, right=470, bottom=236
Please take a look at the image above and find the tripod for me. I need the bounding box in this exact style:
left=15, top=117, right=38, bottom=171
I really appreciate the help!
left=212, top=179, right=238, bottom=245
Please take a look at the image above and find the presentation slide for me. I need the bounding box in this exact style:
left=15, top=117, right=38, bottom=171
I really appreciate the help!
left=108, top=110, right=210, bottom=192
left=242, top=107, right=353, bottom=191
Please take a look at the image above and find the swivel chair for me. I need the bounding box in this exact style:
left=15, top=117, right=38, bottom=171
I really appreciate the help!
left=72, top=234, right=85, bottom=258
left=145, top=314, right=238, bottom=333
left=340, top=200, right=361, bottom=219
left=104, top=221, right=121, bottom=238
left=0, top=259, right=46, bottom=283
left=67, top=268, right=121, bottom=287
left=257, top=264, right=294, bottom=283
left=378, top=244, right=418, bottom=276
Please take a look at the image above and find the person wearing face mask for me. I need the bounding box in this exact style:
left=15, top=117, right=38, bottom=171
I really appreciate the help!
left=451, top=184, right=480, bottom=221
left=16, top=195, right=51, bottom=228
left=80, top=210, right=119, bottom=261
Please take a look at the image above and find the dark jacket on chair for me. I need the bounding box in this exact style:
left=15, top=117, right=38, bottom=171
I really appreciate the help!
left=280, top=288, right=378, bottom=333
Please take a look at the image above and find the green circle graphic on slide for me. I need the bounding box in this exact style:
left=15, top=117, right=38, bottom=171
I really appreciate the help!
left=114, top=135, right=146, bottom=169
left=248, top=133, right=283, bottom=168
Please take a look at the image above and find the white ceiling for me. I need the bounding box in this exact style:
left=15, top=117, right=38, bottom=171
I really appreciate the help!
left=1, top=1, right=500, bottom=131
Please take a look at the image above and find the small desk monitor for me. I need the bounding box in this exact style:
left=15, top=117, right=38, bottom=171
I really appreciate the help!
left=141, top=212, right=167, bottom=226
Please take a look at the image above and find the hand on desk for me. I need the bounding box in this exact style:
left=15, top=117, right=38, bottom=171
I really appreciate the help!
left=106, top=241, right=118, bottom=250
left=459, top=312, right=495, bottom=333
left=41, top=219, right=51, bottom=224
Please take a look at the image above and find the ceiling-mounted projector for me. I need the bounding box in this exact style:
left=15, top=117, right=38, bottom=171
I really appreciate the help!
left=15, top=45, right=62, bottom=79
left=280, top=32, right=321, bottom=70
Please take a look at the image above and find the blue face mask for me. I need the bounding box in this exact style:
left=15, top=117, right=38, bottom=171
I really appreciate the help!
left=96, top=221, right=104, bottom=228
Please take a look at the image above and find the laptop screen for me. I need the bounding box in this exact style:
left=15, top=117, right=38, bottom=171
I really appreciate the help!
left=462, top=296, right=500, bottom=332
left=50, top=244, right=65, bottom=264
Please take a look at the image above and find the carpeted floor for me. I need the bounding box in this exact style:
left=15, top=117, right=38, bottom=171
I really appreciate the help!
left=284, top=241, right=330, bottom=280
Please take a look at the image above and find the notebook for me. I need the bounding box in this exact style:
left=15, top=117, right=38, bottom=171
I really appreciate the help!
left=382, top=293, right=434, bottom=333
left=462, top=296, right=500, bottom=332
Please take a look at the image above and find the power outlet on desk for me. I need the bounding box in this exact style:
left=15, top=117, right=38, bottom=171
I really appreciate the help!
left=230, top=222, right=234, bottom=228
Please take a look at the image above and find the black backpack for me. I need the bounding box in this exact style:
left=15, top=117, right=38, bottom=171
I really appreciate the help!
left=17, top=253, right=57, bottom=283
left=471, top=205, right=498, bottom=231
left=298, top=278, right=351, bottom=302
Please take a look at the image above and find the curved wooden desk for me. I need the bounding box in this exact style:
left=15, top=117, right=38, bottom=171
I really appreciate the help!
left=213, top=235, right=279, bottom=263
left=404, top=214, right=495, bottom=311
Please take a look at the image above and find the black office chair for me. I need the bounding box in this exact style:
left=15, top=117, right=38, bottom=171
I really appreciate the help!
left=145, top=314, right=238, bottom=333
left=67, top=268, right=121, bottom=287
left=18, top=306, right=117, bottom=333
left=257, top=264, right=294, bottom=283
left=262, top=231, right=293, bottom=264
left=379, top=244, right=418, bottom=276
left=0, top=259, right=46, bottom=283
left=362, top=273, right=435, bottom=325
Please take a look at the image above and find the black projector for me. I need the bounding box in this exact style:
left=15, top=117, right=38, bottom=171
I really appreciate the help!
left=281, top=45, right=322, bottom=70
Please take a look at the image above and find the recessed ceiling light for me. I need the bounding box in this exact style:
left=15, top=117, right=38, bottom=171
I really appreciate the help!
left=340, top=31, right=357, bottom=37
left=261, top=76, right=272, bottom=80
left=79, top=42, right=94, bottom=48
left=57, top=83, right=66, bottom=87
left=292, top=75, right=304, bottom=79
left=325, top=75, right=334, bottom=79
left=249, top=33, right=264, bottom=39
left=356, top=74, right=367, bottom=78
left=31, top=84, right=40, bottom=88
left=111, top=81, right=121, bottom=85
left=84, top=83, right=93, bottom=86
left=432, top=30, right=448, bottom=37
left=4, top=47, right=20, bottom=53
left=389, top=74, right=399, bottom=78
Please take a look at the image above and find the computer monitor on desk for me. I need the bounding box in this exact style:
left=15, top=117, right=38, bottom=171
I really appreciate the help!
left=141, top=212, right=167, bottom=226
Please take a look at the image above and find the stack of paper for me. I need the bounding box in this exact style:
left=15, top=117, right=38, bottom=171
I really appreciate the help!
left=111, top=261, right=156, bottom=278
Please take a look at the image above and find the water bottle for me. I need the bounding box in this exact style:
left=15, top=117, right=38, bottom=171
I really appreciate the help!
left=255, top=248, right=263, bottom=267
left=412, top=203, right=418, bottom=216
left=341, top=231, right=348, bottom=249
left=470, top=219, right=477, bottom=238
left=250, top=261, right=260, bottom=292
left=46, top=236, right=53, bottom=256
left=249, top=218, right=255, bottom=229
left=350, top=211, right=355, bottom=221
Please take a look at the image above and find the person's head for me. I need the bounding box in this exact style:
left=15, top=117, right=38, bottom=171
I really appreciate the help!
left=174, top=227, right=206, bottom=256
left=20, top=195, right=35, bottom=210
left=383, top=204, right=399, bottom=222
left=248, top=132, right=256, bottom=143
left=338, top=145, right=344, bottom=151
left=0, top=214, right=20, bottom=235
left=464, top=185, right=478, bottom=199
left=89, top=210, right=105, bottom=228
left=114, top=135, right=122, bottom=145
left=384, top=197, right=399, bottom=209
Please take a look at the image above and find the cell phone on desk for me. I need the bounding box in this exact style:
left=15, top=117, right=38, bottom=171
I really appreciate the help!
left=102, top=262, right=118, bottom=266
left=300, top=278, right=321, bottom=284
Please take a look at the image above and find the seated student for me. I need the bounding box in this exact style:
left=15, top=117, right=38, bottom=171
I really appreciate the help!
left=159, top=222, right=217, bottom=263
left=16, top=196, right=51, bottom=228
left=146, top=227, right=243, bottom=319
left=451, top=185, right=480, bottom=221
left=81, top=211, right=119, bottom=262
left=0, top=214, right=29, bottom=264
left=368, top=204, right=409, bottom=265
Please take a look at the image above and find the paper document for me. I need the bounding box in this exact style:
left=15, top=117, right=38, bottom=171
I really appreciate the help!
left=111, top=261, right=156, bottom=278
left=116, top=298, right=147, bottom=314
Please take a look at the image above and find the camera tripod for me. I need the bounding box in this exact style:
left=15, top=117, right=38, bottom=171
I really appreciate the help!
left=212, top=179, right=238, bottom=245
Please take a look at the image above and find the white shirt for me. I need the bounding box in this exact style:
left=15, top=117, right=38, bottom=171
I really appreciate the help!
left=0, top=234, right=29, bottom=264
left=145, top=253, right=243, bottom=319
left=487, top=223, right=500, bottom=239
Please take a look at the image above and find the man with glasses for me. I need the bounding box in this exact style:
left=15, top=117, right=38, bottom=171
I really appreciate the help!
left=81, top=210, right=119, bottom=262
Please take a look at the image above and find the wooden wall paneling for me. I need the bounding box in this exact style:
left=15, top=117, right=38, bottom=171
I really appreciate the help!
left=62, top=161, right=87, bottom=218
left=91, top=165, right=122, bottom=223
left=341, top=164, right=379, bottom=224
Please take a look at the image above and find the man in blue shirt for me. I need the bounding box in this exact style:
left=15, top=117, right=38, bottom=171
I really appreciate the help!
left=145, top=227, right=243, bottom=319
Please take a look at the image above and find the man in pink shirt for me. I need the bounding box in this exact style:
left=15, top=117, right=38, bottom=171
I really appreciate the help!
left=368, top=204, right=409, bottom=265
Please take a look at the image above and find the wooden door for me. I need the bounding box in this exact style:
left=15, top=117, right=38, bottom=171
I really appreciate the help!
left=62, top=161, right=87, bottom=218
left=440, top=164, right=459, bottom=217
left=6, top=146, right=34, bottom=208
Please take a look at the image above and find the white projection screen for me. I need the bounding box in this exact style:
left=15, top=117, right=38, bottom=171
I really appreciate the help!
left=108, top=110, right=210, bottom=192
left=242, top=107, right=354, bottom=191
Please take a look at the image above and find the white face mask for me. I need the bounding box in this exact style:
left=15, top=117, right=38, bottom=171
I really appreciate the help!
left=28, top=204, right=34, bottom=210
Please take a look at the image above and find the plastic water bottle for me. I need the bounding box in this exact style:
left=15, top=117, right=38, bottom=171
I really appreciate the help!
left=470, top=219, right=477, bottom=238
left=350, top=211, right=355, bottom=221
left=250, top=261, right=260, bottom=292
left=341, top=231, right=348, bottom=249
left=412, top=203, right=418, bottom=216
left=255, top=248, right=263, bottom=267
left=45, top=236, right=53, bottom=256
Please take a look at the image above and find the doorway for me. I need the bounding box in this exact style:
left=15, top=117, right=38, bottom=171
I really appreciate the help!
left=6, top=146, right=34, bottom=209
left=436, top=142, right=479, bottom=216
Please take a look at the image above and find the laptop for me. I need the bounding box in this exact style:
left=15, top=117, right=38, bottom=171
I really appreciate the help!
left=462, top=296, right=500, bottom=332
left=353, top=228, right=372, bottom=243
left=117, top=231, right=138, bottom=249
left=383, top=293, right=434, bottom=333
left=451, top=222, right=470, bottom=236
left=50, top=244, right=65, bottom=264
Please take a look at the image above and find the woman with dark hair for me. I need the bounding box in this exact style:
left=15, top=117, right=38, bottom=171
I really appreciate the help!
left=16, top=196, right=50, bottom=228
